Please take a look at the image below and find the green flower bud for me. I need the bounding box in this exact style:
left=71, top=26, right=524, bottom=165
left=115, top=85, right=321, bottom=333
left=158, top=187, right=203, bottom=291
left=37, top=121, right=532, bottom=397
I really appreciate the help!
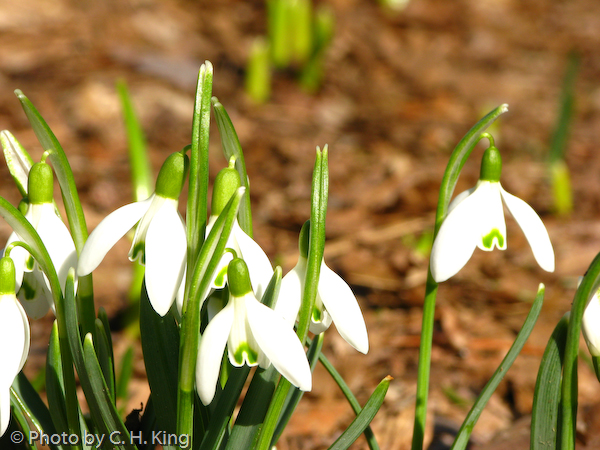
left=479, top=146, right=502, bottom=182
left=0, top=256, right=16, bottom=295
left=298, top=220, right=310, bottom=259
left=212, top=163, right=241, bottom=216
left=28, top=162, right=54, bottom=204
left=228, top=258, right=253, bottom=297
left=155, top=152, right=189, bottom=200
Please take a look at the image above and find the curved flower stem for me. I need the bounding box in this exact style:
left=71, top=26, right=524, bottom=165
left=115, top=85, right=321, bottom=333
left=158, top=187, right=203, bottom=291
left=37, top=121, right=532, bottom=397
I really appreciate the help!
left=411, top=104, right=509, bottom=450
left=15, top=90, right=96, bottom=336
left=560, top=251, right=600, bottom=449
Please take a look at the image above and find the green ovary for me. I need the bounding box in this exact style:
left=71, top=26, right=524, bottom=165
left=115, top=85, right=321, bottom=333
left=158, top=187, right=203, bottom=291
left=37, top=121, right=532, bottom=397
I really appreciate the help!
left=482, top=228, right=504, bottom=250
left=232, top=342, right=258, bottom=366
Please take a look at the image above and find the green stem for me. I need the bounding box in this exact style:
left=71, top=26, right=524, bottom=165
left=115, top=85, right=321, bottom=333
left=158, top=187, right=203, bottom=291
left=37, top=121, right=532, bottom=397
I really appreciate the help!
left=410, top=105, right=509, bottom=450
left=177, top=188, right=244, bottom=446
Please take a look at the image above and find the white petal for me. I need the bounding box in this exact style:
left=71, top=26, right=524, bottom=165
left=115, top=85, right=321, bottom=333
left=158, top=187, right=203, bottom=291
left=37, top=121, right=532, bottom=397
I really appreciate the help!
left=275, top=261, right=305, bottom=328
left=0, top=386, right=9, bottom=437
left=308, top=302, right=332, bottom=335
left=246, top=297, right=312, bottom=391
left=474, top=182, right=506, bottom=251
left=317, top=263, right=369, bottom=353
left=144, top=202, right=186, bottom=316
left=430, top=187, right=482, bottom=282
left=500, top=186, right=555, bottom=272
left=233, top=222, right=273, bottom=299
left=0, top=294, right=29, bottom=388
left=211, top=252, right=233, bottom=290
left=77, top=198, right=152, bottom=276
left=227, top=295, right=259, bottom=367
left=17, top=271, right=50, bottom=319
left=583, top=292, right=600, bottom=357
left=36, top=204, right=78, bottom=291
left=447, top=186, right=476, bottom=214
left=196, top=301, right=235, bottom=405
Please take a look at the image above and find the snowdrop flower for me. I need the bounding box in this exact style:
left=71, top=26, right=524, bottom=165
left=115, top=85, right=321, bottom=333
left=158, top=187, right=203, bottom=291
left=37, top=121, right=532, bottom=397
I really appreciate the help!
left=5, top=162, right=77, bottom=318
left=78, top=152, right=188, bottom=316
left=0, top=256, right=30, bottom=437
left=430, top=144, right=555, bottom=283
left=276, top=221, right=369, bottom=354
left=196, top=258, right=311, bottom=405
left=175, top=161, right=272, bottom=315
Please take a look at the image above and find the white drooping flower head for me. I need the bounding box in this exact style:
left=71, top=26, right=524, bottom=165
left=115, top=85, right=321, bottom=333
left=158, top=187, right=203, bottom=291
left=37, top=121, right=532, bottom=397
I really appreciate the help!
left=430, top=144, right=555, bottom=283
left=78, top=152, right=189, bottom=316
left=5, top=162, right=77, bottom=319
left=0, top=256, right=30, bottom=437
left=196, top=258, right=312, bottom=405
left=275, top=220, right=369, bottom=354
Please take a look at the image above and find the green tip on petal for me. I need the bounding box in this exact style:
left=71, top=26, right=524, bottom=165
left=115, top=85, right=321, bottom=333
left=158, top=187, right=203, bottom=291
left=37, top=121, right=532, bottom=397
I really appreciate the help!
left=481, top=228, right=505, bottom=250
left=28, top=162, right=54, bottom=204
left=155, top=152, right=189, bottom=200
left=228, top=258, right=253, bottom=297
left=298, top=220, right=310, bottom=258
left=212, top=166, right=241, bottom=215
left=0, top=256, right=16, bottom=295
left=479, top=145, right=502, bottom=182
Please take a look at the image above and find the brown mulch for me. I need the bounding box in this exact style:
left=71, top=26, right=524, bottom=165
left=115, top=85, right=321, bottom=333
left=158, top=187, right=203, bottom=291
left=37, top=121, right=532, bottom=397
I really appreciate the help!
left=2, top=0, right=600, bottom=448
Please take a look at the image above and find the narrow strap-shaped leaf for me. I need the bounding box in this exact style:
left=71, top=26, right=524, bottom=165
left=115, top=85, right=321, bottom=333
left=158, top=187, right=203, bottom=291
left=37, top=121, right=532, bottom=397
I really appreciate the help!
left=212, top=98, right=253, bottom=237
left=97, top=308, right=115, bottom=367
left=45, top=321, right=70, bottom=438
left=198, top=367, right=251, bottom=450
left=272, top=333, right=325, bottom=445
left=14, top=90, right=89, bottom=251
left=7, top=394, right=35, bottom=450
left=187, top=62, right=213, bottom=270
left=94, top=318, right=116, bottom=402
left=63, top=270, right=131, bottom=447
left=314, top=341, right=380, bottom=450
left=11, top=371, right=63, bottom=450
left=224, top=366, right=278, bottom=450
left=117, top=80, right=153, bottom=202
left=299, top=145, right=328, bottom=345
left=256, top=146, right=329, bottom=450
left=531, top=313, right=569, bottom=450
left=450, top=284, right=546, bottom=450
left=82, top=333, right=137, bottom=450
left=140, top=281, right=179, bottom=436
left=116, top=346, right=134, bottom=413
left=177, top=187, right=245, bottom=444
left=328, top=376, right=392, bottom=450
left=14, top=90, right=96, bottom=336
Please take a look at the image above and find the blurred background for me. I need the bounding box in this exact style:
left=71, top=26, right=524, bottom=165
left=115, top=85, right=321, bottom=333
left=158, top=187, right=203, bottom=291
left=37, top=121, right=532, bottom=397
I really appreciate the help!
left=1, top=0, right=600, bottom=448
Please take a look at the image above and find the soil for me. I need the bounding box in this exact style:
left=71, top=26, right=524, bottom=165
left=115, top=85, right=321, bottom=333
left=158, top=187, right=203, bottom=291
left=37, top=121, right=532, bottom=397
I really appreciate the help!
left=1, top=0, right=600, bottom=449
